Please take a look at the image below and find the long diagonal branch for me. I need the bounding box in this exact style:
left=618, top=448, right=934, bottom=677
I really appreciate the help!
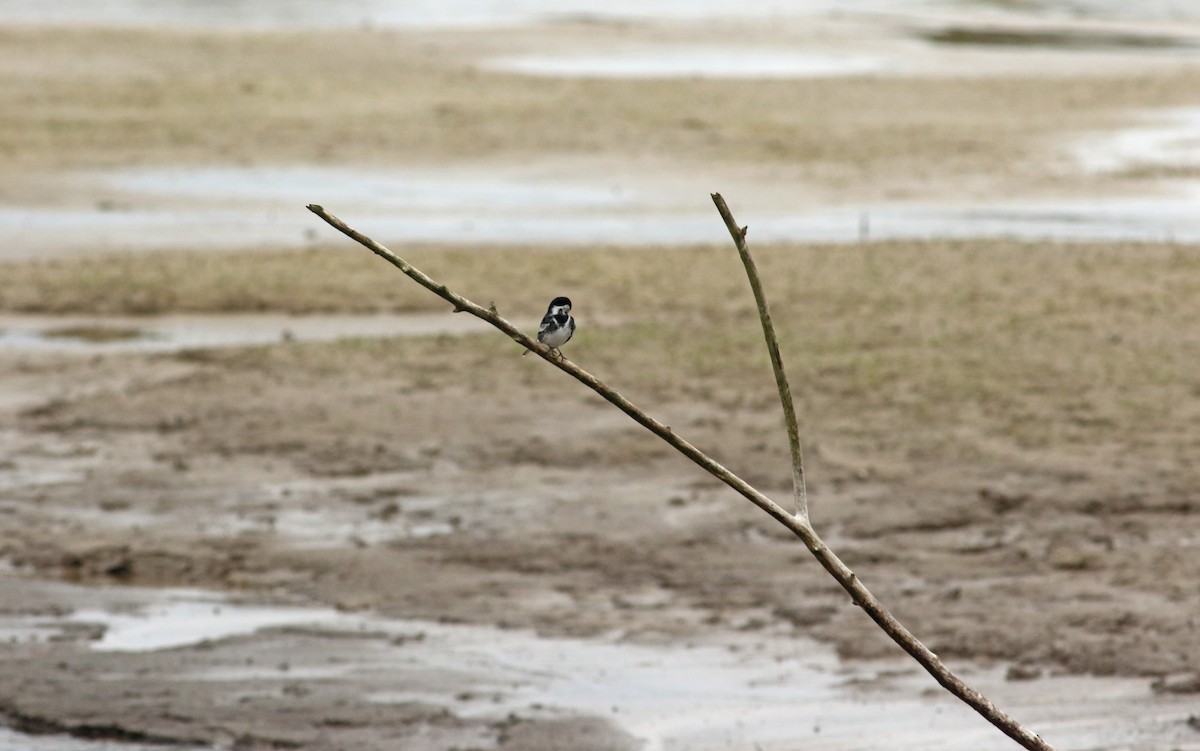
left=711, top=193, right=809, bottom=521
left=306, top=203, right=1056, bottom=751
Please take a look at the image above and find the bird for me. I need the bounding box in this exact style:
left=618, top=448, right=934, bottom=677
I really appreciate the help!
left=523, top=296, right=575, bottom=360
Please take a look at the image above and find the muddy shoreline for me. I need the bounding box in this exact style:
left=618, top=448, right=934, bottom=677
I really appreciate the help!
left=2, top=238, right=1198, bottom=748
left=2, top=7, right=1200, bottom=750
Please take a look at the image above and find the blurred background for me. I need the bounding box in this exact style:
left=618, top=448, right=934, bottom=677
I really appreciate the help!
left=0, top=2, right=1198, bottom=750
left=4, top=0, right=1200, bottom=263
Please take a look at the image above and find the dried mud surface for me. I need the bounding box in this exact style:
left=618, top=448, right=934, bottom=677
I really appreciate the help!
left=1, top=298, right=1197, bottom=748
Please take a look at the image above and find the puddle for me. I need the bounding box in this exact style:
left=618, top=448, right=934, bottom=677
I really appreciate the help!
left=2, top=578, right=1198, bottom=751
left=486, top=49, right=893, bottom=78
left=0, top=582, right=346, bottom=653
left=1073, top=107, right=1200, bottom=174
left=95, top=165, right=630, bottom=212
left=0, top=312, right=493, bottom=354
left=4, top=164, right=1200, bottom=258
left=67, top=597, right=348, bottom=652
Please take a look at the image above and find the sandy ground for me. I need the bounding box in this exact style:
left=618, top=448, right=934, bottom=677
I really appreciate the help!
left=1, top=10, right=1200, bottom=751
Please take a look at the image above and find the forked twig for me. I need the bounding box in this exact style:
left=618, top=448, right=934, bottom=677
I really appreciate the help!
left=306, top=203, right=1056, bottom=751
left=711, top=193, right=808, bottom=521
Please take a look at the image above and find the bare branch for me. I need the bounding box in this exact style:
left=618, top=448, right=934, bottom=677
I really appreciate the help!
left=306, top=203, right=1057, bottom=751
left=711, top=193, right=809, bottom=521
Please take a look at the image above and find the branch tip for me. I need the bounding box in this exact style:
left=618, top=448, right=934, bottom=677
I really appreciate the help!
left=711, top=194, right=809, bottom=522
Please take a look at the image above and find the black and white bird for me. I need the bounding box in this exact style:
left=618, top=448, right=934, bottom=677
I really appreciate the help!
left=523, top=296, right=575, bottom=359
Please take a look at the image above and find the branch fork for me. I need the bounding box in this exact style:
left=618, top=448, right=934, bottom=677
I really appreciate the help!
left=306, top=200, right=1055, bottom=751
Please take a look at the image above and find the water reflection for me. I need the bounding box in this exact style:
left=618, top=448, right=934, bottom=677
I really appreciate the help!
left=0, top=312, right=494, bottom=353
left=1, top=576, right=1196, bottom=751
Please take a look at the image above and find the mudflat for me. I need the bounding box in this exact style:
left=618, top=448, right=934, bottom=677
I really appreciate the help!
left=1, top=16, right=1198, bottom=751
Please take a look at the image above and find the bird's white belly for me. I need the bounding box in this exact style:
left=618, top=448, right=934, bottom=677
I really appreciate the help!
left=540, top=321, right=573, bottom=348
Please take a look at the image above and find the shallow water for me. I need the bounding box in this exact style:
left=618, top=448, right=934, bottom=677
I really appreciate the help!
left=4, top=164, right=1199, bottom=259
left=1073, top=107, right=1200, bottom=173
left=487, top=49, right=893, bottom=78
left=0, top=313, right=494, bottom=354
left=2, top=578, right=1196, bottom=751
left=67, top=597, right=348, bottom=652
left=7, top=201, right=1197, bottom=255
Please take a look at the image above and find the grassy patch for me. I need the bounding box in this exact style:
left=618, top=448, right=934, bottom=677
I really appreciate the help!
left=16, top=238, right=1197, bottom=466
